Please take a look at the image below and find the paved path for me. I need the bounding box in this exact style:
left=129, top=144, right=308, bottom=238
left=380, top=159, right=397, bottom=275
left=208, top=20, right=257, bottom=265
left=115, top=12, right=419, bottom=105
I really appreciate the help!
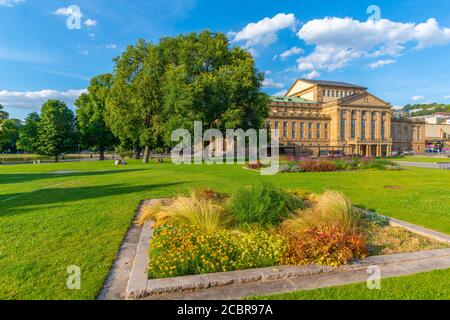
left=396, top=161, right=442, bottom=169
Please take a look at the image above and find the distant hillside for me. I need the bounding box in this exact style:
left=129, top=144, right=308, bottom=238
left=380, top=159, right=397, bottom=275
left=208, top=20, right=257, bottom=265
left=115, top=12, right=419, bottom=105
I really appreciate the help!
left=402, top=103, right=450, bottom=117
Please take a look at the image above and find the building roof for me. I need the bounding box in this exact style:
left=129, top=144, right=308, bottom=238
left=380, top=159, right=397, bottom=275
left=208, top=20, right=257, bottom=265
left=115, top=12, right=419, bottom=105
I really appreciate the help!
left=299, top=79, right=367, bottom=89
left=270, top=96, right=317, bottom=104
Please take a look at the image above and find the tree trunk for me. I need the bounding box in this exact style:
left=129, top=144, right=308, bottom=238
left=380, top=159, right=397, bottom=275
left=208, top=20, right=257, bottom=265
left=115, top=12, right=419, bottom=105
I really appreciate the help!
left=54, top=154, right=59, bottom=163
left=99, top=148, right=105, bottom=161
left=143, top=145, right=151, bottom=164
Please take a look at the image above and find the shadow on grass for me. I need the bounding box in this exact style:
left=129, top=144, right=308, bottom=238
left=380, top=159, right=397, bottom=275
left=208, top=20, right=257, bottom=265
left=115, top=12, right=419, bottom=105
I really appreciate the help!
left=0, top=169, right=146, bottom=184
left=0, top=182, right=185, bottom=217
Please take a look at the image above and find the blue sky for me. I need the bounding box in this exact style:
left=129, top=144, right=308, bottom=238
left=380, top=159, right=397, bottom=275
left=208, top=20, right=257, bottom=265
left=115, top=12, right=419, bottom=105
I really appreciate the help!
left=1, top=0, right=450, bottom=119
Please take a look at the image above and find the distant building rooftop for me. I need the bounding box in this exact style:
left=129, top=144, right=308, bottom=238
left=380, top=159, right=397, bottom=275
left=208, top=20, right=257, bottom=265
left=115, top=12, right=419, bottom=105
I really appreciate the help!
left=270, top=96, right=317, bottom=104
left=299, top=79, right=367, bottom=89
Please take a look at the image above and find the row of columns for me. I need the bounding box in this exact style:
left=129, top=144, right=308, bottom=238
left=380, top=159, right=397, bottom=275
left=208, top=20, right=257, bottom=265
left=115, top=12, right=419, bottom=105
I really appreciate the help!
left=353, top=144, right=393, bottom=157
left=341, top=109, right=392, bottom=141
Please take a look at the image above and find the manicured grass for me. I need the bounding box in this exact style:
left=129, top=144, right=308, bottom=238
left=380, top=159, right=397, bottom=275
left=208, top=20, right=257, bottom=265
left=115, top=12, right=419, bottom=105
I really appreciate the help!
left=395, top=156, right=450, bottom=163
left=0, top=161, right=449, bottom=299
left=252, top=269, right=450, bottom=300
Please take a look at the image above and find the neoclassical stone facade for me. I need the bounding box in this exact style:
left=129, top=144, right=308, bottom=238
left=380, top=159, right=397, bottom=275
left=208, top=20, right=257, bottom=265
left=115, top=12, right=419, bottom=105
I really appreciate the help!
left=267, top=79, right=425, bottom=157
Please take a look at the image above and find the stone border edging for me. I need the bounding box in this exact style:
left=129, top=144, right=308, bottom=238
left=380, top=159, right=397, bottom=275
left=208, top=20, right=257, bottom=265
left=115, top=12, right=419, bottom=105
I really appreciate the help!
left=389, top=217, right=450, bottom=244
left=125, top=200, right=450, bottom=299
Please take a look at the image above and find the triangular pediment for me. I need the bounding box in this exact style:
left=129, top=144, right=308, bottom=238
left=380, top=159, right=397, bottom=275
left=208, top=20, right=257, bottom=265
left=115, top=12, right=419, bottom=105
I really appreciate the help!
left=285, top=80, right=316, bottom=97
left=339, top=92, right=390, bottom=108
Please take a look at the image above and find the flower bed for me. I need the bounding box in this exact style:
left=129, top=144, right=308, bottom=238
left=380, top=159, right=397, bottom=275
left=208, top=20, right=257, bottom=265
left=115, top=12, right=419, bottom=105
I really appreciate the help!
left=279, top=157, right=400, bottom=173
left=139, top=185, right=446, bottom=279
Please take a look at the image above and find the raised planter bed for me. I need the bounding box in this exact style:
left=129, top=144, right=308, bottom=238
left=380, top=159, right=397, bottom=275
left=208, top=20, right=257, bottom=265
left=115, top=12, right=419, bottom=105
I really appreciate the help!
left=122, top=199, right=450, bottom=300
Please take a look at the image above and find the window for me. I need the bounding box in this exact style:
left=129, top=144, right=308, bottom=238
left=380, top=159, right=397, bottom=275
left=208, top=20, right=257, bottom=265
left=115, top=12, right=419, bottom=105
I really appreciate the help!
left=292, top=122, right=297, bottom=140
left=323, top=90, right=326, bottom=97
left=381, top=112, right=386, bottom=140
left=340, top=111, right=346, bottom=140
left=325, top=124, right=329, bottom=139
left=417, top=127, right=422, bottom=141
left=283, top=122, right=288, bottom=138
left=274, top=121, right=279, bottom=137
left=331, top=90, right=335, bottom=97
left=327, top=90, right=331, bottom=97
left=317, top=123, right=321, bottom=139
left=308, top=122, right=313, bottom=139
left=361, top=112, right=366, bottom=140
left=351, top=111, right=356, bottom=139
left=300, top=123, right=305, bottom=139
left=371, top=112, right=377, bottom=140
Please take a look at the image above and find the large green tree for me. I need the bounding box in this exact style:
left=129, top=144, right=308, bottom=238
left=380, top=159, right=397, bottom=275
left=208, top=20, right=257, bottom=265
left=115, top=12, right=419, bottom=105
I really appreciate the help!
left=76, top=74, right=117, bottom=160
left=107, top=40, right=164, bottom=163
left=0, top=104, right=8, bottom=121
left=37, top=100, right=77, bottom=162
left=106, top=31, right=268, bottom=162
left=159, top=31, right=269, bottom=144
left=0, top=118, right=22, bottom=153
left=17, top=112, right=40, bottom=153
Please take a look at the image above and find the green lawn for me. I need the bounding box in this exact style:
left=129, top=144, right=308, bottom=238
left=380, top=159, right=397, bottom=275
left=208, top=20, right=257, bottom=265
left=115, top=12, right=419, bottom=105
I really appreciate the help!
left=395, top=156, right=450, bottom=163
left=1, top=161, right=449, bottom=299
left=252, top=269, right=450, bottom=300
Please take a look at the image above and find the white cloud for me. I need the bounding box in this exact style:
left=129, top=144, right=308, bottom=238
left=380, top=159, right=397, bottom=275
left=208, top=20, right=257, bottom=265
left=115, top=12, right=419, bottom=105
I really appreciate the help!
left=368, top=59, right=396, bottom=69
left=262, top=79, right=284, bottom=89
left=54, top=6, right=82, bottom=18
left=303, top=70, right=321, bottom=79
left=274, top=46, right=304, bottom=61
left=105, top=44, right=117, bottom=49
left=0, top=0, right=25, bottom=7
left=232, top=13, right=297, bottom=47
left=412, top=95, right=424, bottom=101
left=0, top=89, right=86, bottom=111
left=444, top=96, right=450, bottom=100
left=84, top=19, right=97, bottom=27
left=296, top=17, right=450, bottom=72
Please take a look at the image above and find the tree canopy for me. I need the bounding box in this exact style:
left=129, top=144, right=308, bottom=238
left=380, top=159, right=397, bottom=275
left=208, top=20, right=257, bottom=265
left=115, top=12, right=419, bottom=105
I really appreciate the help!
left=17, top=112, right=40, bottom=153
left=0, top=118, right=22, bottom=153
left=0, top=104, right=9, bottom=121
left=37, top=100, right=77, bottom=161
left=76, top=74, right=117, bottom=160
left=402, top=103, right=450, bottom=116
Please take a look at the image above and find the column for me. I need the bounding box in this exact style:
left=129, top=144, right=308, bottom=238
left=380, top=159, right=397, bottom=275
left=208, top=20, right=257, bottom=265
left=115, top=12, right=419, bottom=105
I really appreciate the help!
left=376, top=112, right=382, bottom=140
left=376, top=145, right=382, bottom=157
left=386, top=112, right=392, bottom=141
left=355, top=110, right=361, bottom=140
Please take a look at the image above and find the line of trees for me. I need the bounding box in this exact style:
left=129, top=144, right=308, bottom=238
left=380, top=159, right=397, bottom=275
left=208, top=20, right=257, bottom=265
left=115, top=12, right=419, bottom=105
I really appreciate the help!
left=0, top=31, right=269, bottom=163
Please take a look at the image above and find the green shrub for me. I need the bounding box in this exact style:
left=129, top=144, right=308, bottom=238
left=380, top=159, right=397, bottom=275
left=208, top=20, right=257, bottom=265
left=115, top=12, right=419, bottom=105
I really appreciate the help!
left=362, top=158, right=398, bottom=170
left=334, top=159, right=351, bottom=171
left=229, top=183, right=304, bottom=226
left=148, top=225, right=287, bottom=279
left=364, top=211, right=390, bottom=227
